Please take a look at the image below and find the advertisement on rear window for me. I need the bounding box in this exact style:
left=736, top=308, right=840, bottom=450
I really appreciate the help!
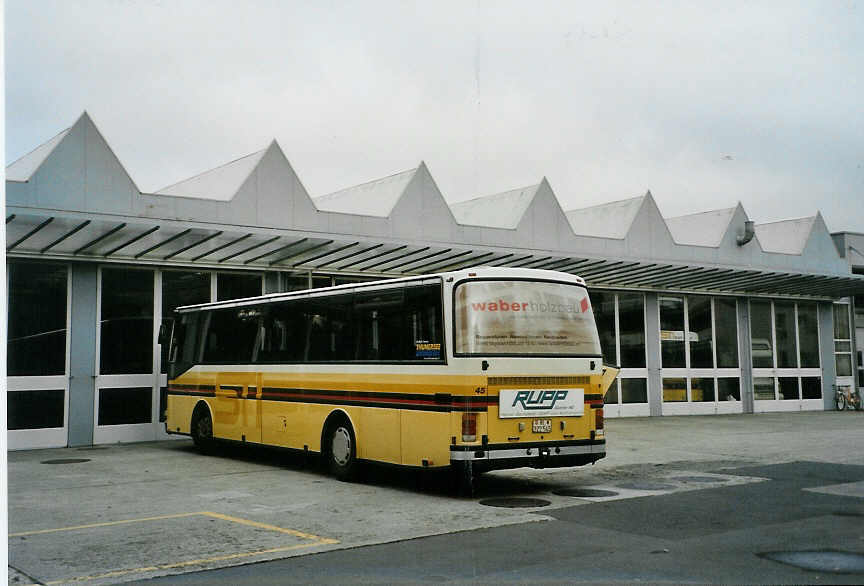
left=454, top=280, right=602, bottom=356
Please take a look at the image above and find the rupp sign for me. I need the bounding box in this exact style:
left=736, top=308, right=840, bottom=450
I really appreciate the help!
left=498, top=388, right=585, bottom=418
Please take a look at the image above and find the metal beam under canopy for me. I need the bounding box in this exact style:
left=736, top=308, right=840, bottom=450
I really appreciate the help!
left=7, top=210, right=864, bottom=298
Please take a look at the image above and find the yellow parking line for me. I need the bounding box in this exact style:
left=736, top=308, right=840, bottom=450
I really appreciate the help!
left=200, top=511, right=339, bottom=544
left=9, top=512, right=201, bottom=537
left=44, top=542, right=326, bottom=585
left=10, top=511, right=340, bottom=585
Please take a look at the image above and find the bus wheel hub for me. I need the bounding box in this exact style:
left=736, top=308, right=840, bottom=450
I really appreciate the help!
left=332, top=427, right=352, bottom=466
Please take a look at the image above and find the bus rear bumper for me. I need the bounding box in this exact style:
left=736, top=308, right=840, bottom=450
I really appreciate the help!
left=450, top=440, right=605, bottom=473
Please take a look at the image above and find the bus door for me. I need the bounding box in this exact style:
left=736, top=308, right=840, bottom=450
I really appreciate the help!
left=214, top=376, right=244, bottom=441
left=203, top=306, right=264, bottom=443
left=245, top=372, right=263, bottom=443
left=214, top=373, right=261, bottom=443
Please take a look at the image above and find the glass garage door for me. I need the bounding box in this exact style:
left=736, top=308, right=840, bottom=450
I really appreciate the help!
left=93, top=267, right=159, bottom=444
left=658, top=295, right=743, bottom=415
left=750, top=300, right=822, bottom=413
left=7, top=262, right=70, bottom=449
left=93, top=268, right=264, bottom=444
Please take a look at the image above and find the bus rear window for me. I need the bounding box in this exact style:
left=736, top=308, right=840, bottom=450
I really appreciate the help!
left=454, top=280, right=601, bottom=356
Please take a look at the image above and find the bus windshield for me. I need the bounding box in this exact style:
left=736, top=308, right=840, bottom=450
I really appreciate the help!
left=453, top=280, right=602, bottom=356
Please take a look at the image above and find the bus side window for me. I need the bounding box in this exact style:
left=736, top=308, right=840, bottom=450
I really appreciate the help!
left=305, top=300, right=331, bottom=361
left=404, top=284, right=443, bottom=361
left=354, top=289, right=404, bottom=361
left=259, top=300, right=306, bottom=363
left=329, top=295, right=354, bottom=360
left=180, top=313, right=200, bottom=364
left=167, top=312, right=200, bottom=379
left=201, top=307, right=261, bottom=363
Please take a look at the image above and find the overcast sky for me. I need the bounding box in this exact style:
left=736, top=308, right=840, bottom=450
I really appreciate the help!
left=5, top=1, right=863, bottom=231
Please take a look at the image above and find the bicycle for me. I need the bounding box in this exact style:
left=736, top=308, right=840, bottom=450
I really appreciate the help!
left=834, top=385, right=863, bottom=411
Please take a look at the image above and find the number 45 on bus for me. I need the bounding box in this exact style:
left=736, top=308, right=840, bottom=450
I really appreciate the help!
left=164, top=267, right=619, bottom=494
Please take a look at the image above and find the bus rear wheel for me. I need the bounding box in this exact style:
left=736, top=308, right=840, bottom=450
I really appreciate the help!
left=326, top=419, right=359, bottom=481
left=191, top=406, right=214, bottom=453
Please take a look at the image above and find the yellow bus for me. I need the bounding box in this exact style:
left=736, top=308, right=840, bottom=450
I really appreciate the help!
left=164, top=267, right=617, bottom=492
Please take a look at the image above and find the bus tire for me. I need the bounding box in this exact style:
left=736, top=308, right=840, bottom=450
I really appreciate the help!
left=325, top=417, right=359, bottom=481
left=190, top=403, right=214, bottom=453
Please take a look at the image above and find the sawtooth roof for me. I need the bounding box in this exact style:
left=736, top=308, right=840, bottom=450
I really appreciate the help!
left=313, top=168, right=417, bottom=217
left=450, top=184, right=541, bottom=229
left=756, top=216, right=817, bottom=255
left=6, top=127, right=71, bottom=182
left=5, top=110, right=863, bottom=298
left=564, top=194, right=646, bottom=239
left=666, top=206, right=737, bottom=246
left=155, top=145, right=270, bottom=201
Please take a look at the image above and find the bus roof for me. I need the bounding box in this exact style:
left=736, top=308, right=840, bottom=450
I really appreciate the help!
left=174, top=266, right=588, bottom=313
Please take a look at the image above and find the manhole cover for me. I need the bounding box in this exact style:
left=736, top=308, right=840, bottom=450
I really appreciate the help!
left=552, top=488, right=619, bottom=498
left=760, top=551, right=864, bottom=574
left=479, top=497, right=551, bottom=508
left=40, top=458, right=91, bottom=465
left=673, top=476, right=728, bottom=483
left=615, top=481, right=675, bottom=491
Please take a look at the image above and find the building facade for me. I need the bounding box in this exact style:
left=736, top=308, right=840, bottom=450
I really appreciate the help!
left=6, top=112, right=864, bottom=449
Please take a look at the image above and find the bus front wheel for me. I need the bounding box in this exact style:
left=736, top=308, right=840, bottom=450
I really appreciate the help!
left=326, top=418, right=359, bottom=481
left=191, top=405, right=214, bottom=453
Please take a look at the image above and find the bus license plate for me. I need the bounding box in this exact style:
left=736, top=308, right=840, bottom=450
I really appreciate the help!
left=532, top=419, right=551, bottom=433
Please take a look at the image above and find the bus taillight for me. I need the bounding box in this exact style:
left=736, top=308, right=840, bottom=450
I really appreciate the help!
left=461, top=413, right=477, bottom=442
left=595, top=408, right=604, bottom=431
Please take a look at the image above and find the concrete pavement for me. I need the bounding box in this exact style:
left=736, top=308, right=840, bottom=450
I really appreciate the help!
left=7, top=412, right=864, bottom=584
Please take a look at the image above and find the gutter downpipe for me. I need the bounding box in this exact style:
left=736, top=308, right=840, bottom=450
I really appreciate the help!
left=737, top=220, right=755, bottom=246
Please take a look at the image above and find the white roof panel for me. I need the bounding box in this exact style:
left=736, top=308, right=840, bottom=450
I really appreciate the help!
left=313, top=168, right=417, bottom=217
left=666, top=207, right=736, bottom=247
left=155, top=147, right=268, bottom=201
left=450, top=184, right=539, bottom=229
left=565, top=195, right=644, bottom=239
left=6, top=127, right=71, bottom=182
left=755, top=216, right=816, bottom=255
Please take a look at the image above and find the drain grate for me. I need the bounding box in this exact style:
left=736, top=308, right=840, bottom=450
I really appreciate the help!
left=552, top=488, right=619, bottom=498
left=479, top=497, right=551, bottom=508
left=40, top=458, right=91, bottom=465
left=673, top=476, right=729, bottom=483
left=759, top=551, right=864, bottom=574
left=615, top=481, right=675, bottom=491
